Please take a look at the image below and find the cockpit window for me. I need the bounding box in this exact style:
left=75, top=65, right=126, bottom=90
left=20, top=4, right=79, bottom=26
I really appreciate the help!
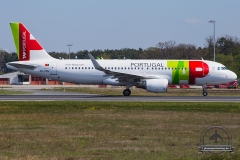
left=220, top=66, right=228, bottom=70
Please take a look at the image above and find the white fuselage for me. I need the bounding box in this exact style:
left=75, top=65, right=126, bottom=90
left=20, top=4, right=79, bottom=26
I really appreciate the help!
left=7, top=59, right=237, bottom=86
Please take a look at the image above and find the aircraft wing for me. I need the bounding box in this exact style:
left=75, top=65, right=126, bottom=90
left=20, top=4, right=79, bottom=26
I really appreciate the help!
left=88, top=53, right=158, bottom=81
left=7, top=62, right=37, bottom=70
left=103, top=70, right=158, bottom=81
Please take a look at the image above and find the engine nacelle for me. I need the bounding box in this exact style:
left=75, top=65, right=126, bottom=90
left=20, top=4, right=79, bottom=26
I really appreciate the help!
left=137, top=79, right=168, bottom=93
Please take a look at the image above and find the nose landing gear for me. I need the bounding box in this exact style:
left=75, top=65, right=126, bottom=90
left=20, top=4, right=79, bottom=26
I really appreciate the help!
left=202, top=85, right=208, bottom=96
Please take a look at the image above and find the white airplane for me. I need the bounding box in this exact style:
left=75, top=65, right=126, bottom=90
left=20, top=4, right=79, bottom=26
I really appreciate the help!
left=6, top=22, right=237, bottom=96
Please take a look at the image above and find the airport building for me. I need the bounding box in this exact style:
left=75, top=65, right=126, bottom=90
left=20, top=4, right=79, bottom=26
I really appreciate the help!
left=0, top=72, right=75, bottom=85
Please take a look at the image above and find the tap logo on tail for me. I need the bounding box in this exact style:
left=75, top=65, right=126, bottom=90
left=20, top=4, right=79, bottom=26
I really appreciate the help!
left=10, top=22, right=43, bottom=61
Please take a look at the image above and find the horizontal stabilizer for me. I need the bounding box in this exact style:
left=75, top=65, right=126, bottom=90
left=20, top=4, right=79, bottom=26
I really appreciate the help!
left=7, top=62, right=37, bottom=70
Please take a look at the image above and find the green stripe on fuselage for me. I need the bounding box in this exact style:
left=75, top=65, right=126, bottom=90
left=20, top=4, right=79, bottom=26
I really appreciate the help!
left=167, top=61, right=189, bottom=84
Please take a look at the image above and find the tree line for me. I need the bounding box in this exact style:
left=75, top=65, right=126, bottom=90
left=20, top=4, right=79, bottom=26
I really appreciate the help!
left=1, top=35, right=240, bottom=77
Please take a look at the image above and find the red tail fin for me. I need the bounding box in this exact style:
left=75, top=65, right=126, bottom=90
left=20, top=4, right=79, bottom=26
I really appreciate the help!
left=19, top=23, right=43, bottom=60
left=10, top=22, right=54, bottom=61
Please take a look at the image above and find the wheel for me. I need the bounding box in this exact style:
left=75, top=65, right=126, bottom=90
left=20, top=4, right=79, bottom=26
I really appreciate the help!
left=123, top=89, right=131, bottom=96
left=202, top=91, right=208, bottom=96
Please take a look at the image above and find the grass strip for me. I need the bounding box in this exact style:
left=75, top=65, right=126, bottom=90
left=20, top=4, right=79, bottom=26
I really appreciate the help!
left=0, top=101, right=239, bottom=114
left=0, top=90, right=30, bottom=95
left=0, top=101, right=239, bottom=160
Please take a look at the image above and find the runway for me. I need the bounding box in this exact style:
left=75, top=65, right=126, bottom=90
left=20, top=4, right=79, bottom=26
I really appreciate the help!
left=0, top=94, right=240, bottom=102
left=1, top=85, right=239, bottom=102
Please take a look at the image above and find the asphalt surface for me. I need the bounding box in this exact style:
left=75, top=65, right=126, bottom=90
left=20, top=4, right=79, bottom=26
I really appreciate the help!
left=0, top=94, right=240, bottom=102
left=1, top=85, right=239, bottom=102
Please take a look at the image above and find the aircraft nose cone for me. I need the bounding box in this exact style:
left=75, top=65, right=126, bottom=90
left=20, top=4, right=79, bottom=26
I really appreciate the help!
left=233, top=72, right=237, bottom=79
left=229, top=71, right=237, bottom=80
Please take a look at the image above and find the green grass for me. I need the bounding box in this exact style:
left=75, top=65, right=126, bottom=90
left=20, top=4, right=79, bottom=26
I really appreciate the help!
left=0, top=90, right=30, bottom=95
left=0, top=101, right=239, bottom=113
left=0, top=101, right=239, bottom=160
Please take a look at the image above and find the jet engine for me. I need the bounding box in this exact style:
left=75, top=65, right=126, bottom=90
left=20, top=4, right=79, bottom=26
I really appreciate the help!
left=137, top=79, right=168, bottom=93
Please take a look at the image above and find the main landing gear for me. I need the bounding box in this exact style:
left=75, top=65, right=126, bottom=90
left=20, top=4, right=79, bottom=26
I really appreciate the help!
left=123, top=83, right=133, bottom=96
left=202, top=85, right=208, bottom=96
left=123, top=89, right=131, bottom=96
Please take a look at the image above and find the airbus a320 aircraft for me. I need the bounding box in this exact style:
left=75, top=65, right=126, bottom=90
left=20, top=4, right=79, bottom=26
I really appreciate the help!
left=7, top=22, right=237, bottom=96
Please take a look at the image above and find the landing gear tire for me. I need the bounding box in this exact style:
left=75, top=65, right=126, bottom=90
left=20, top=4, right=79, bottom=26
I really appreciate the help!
left=203, top=91, right=208, bottom=96
left=202, top=85, right=208, bottom=96
left=123, top=89, right=131, bottom=96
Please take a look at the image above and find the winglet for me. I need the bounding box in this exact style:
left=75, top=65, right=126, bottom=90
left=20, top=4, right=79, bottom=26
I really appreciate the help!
left=88, top=53, right=104, bottom=71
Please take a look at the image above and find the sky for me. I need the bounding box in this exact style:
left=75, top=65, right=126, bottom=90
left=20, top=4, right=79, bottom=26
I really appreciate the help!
left=1, top=0, right=240, bottom=53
